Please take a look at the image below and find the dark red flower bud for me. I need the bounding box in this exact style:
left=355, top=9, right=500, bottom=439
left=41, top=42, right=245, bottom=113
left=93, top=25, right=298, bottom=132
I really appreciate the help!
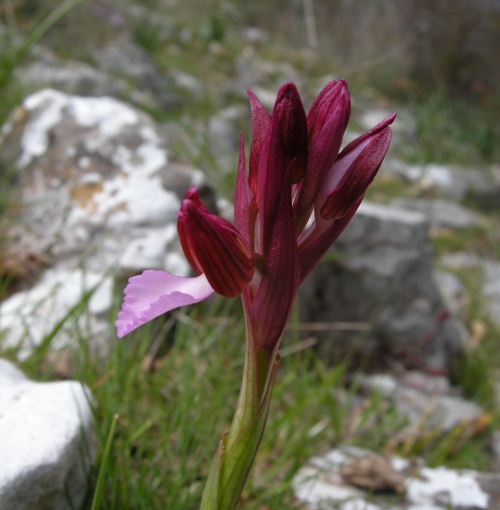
left=177, top=187, right=254, bottom=298
left=274, top=82, right=308, bottom=184
left=318, top=115, right=394, bottom=220
left=293, top=80, right=351, bottom=233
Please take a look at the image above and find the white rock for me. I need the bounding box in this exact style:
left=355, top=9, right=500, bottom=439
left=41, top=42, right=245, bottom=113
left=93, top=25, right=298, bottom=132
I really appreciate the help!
left=294, top=446, right=493, bottom=510
left=0, top=269, right=113, bottom=360
left=383, top=160, right=492, bottom=200
left=407, top=467, right=489, bottom=509
left=360, top=372, right=484, bottom=432
left=0, top=359, right=95, bottom=510
left=391, top=198, right=480, bottom=230
left=0, top=89, right=221, bottom=358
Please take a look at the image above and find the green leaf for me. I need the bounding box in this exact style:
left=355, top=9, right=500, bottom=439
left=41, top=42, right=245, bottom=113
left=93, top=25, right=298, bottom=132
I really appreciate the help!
left=199, top=434, right=226, bottom=510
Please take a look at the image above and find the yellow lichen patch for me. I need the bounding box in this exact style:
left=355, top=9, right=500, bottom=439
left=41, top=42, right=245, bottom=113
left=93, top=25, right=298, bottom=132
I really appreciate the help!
left=70, top=182, right=103, bottom=213
left=112, top=202, right=128, bottom=212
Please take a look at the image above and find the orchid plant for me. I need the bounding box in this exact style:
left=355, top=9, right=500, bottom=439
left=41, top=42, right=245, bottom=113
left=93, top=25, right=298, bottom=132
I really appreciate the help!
left=116, top=80, right=394, bottom=509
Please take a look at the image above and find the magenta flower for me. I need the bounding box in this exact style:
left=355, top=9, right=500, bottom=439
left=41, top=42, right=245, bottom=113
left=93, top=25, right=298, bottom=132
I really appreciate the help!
left=116, top=80, right=395, bottom=352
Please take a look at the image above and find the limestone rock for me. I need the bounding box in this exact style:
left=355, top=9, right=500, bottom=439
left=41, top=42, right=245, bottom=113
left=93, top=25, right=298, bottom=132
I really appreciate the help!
left=0, top=89, right=215, bottom=358
left=434, top=270, right=468, bottom=317
left=383, top=159, right=493, bottom=200
left=208, top=105, right=247, bottom=174
left=359, top=371, right=485, bottom=433
left=0, top=359, right=95, bottom=510
left=0, top=269, right=112, bottom=360
left=391, top=197, right=481, bottom=230
left=91, top=39, right=175, bottom=110
left=482, top=261, right=500, bottom=327
left=0, top=88, right=210, bottom=275
left=17, top=53, right=124, bottom=100
left=293, top=446, right=497, bottom=510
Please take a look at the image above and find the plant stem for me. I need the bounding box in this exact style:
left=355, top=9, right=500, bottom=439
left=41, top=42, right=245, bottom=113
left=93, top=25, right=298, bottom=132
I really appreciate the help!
left=200, top=320, right=280, bottom=510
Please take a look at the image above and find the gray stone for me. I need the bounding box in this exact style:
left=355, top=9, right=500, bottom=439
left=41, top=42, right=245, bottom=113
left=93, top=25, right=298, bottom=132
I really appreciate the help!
left=384, top=159, right=493, bottom=200
left=17, top=54, right=123, bottom=99
left=299, top=202, right=465, bottom=373
left=241, top=26, right=269, bottom=44
left=434, top=270, right=468, bottom=317
left=17, top=44, right=173, bottom=111
left=359, top=108, right=415, bottom=138
left=360, top=371, right=484, bottom=432
left=492, top=430, right=500, bottom=471
left=170, top=69, right=204, bottom=98
left=91, top=38, right=175, bottom=110
left=208, top=105, right=247, bottom=174
left=391, top=198, right=481, bottom=230
left=293, top=446, right=497, bottom=510
left=0, top=359, right=95, bottom=510
left=0, top=269, right=113, bottom=360
left=483, top=261, right=500, bottom=326
left=232, top=48, right=302, bottom=105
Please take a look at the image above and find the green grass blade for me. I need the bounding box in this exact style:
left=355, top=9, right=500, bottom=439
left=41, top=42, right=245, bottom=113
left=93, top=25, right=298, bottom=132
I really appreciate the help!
left=91, top=414, right=119, bottom=510
left=16, top=0, right=85, bottom=63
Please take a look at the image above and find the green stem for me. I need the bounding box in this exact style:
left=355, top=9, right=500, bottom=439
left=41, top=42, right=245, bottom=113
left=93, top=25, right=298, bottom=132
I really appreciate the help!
left=200, top=323, right=280, bottom=510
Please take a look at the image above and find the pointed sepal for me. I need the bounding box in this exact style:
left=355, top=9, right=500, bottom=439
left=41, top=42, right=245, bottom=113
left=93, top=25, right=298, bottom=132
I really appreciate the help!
left=274, top=82, right=308, bottom=184
left=177, top=187, right=254, bottom=298
left=318, top=115, right=394, bottom=220
left=293, top=80, right=351, bottom=232
left=253, top=168, right=299, bottom=351
left=247, top=88, right=271, bottom=198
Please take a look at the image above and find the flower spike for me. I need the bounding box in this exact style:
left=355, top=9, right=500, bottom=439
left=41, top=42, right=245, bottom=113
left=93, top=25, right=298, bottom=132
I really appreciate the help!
left=116, top=80, right=396, bottom=509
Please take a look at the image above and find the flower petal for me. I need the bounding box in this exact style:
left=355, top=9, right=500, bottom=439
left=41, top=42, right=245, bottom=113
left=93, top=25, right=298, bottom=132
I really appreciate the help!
left=247, top=88, right=271, bottom=198
left=178, top=187, right=254, bottom=298
left=319, top=118, right=394, bottom=221
left=252, top=168, right=299, bottom=351
left=293, top=81, right=350, bottom=233
left=298, top=200, right=361, bottom=284
left=116, top=271, right=214, bottom=337
left=307, top=80, right=349, bottom=143
left=339, top=113, right=396, bottom=158
left=234, top=133, right=252, bottom=245
left=274, top=82, right=308, bottom=184
left=257, top=112, right=286, bottom=257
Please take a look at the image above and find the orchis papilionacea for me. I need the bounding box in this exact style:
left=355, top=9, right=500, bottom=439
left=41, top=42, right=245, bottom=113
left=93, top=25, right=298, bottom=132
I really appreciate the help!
left=116, top=80, right=394, bottom=510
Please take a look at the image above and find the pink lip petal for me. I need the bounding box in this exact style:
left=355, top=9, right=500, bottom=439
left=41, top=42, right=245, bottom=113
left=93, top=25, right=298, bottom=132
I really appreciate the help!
left=116, top=271, right=214, bottom=337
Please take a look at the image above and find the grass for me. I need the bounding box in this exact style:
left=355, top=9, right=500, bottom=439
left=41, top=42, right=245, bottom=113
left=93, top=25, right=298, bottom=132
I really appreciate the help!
left=2, top=284, right=497, bottom=507
left=3, top=297, right=355, bottom=508
left=1, top=0, right=500, bottom=508
left=399, top=93, right=499, bottom=165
